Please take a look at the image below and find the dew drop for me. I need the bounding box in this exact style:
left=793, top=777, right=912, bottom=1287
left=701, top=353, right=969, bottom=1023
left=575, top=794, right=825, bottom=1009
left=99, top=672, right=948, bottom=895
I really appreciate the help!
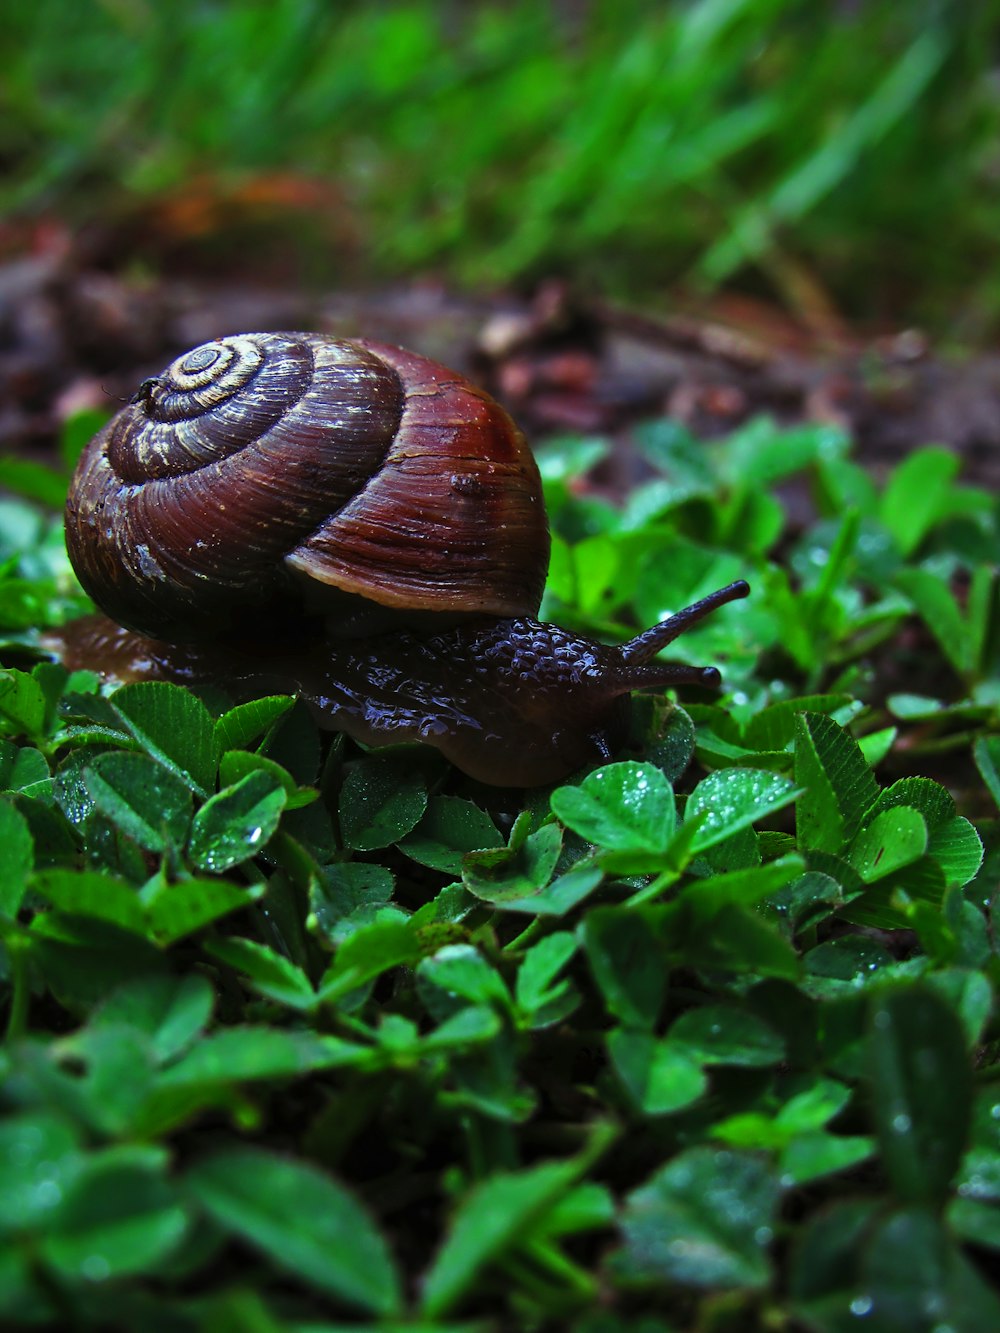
left=32, top=1179, right=62, bottom=1209
left=850, top=1294, right=873, bottom=1316
left=81, top=1254, right=110, bottom=1282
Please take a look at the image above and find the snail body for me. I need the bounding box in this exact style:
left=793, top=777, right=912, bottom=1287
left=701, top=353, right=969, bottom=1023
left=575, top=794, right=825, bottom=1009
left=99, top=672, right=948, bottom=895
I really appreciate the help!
left=61, top=332, right=748, bottom=786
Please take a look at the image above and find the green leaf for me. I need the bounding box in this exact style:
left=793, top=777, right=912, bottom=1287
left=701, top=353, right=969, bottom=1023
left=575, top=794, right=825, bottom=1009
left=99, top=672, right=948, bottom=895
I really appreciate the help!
left=974, top=736, right=1000, bottom=810
left=608, top=1028, right=706, bottom=1114
left=254, top=701, right=319, bottom=788
left=795, top=712, right=878, bottom=853
left=848, top=807, right=927, bottom=882
left=928, top=816, right=984, bottom=888
left=537, top=434, right=610, bottom=483
left=188, top=771, right=287, bottom=872
left=143, top=875, right=261, bottom=944
left=28, top=914, right=165, bottom=1009
left=805, top=934, right=893, bottom=986
left=868, top=985, right=972, bottom=1205
left=895, top=566, right=971, bottom=678
left=0, top=456, right=68, bottom=507
left=32, top=868, right=256, bottom=945
left=954, top=1086, right=1000, bottom=1203
left=463, top=821, right=564, bottom=903
left=713, top=1079, right=854, bottom=1155
left=399, top=795, right=503, bottom=872
left=0, top=669, right=47, bottom=739
left=569, top=533, right=622, bottom=616
left=785, top=1197, right=874, bottom=1303
left=850, top=853, right=945, bottom=929
left=669, top=1005, right=785, bottom=1067
left=38, top=1148, right=189, bottom=1280
left=686, top=768, right=800, bottom=852
left=948, top=1196, right=1000, bottom=1253
left=551, top=762, right=675, bottom=852
left=205, top=936, right=316, bottom=1009
left=188, top=1148, right=401, bottom=1314
left=92, top=974, right=214, bottom=1064
left=159, top=1027, right=366, bottom=1087
left=858, top=725, right=897, bottom=767
left=542, top=1180, right=615, bottom=1238
left=868, top=775, right=955, bottom=829
left=471, top=862, right=603, bottom=916
left=0, top=741, right=50, bottom=795
left=669, top=902, right=800, bottom=979
left=0, top=1112, right=83, bottom=1236
left=742, top=694, right=849, bottom=752
left=967, top=563, right=999, bottom=676
left=84, top=751, right=193, bottom=853
left=60, top=407, right=110, bottom=470
left=926, top=966, right=993, bottom=1046
left=32, top=869, right=146, bottom=934
left=616, top=1147, right=779, bottom=1289
left=582, top=908, right=666, bottom=1029
left=213, top=695, right=295, bottom=753
left=338, top=757, right=427, bottom=850
left=796, top=1207, right=1000, bottom=1330
left=58, top=1023, right=157, bottom=1139
left=794, top=723, right=842, bottom=853
left=320, top=916, right=422, bottom=1002
left=421, top=1155, right=591, bottom=1318
left=880, top=446, right=960, bottom=556
left=309, top=861, right=395, bottom=946
left=673, top=856, right=806, bottom=916
left=721, top=419, right=847, bottom=488
left=515, top=932, right=577, bottom=1016
left=416, top=944, right=511, bottom=1016
left=646, top=702, right=697, bottom=782
left=421, top=1006, right=502, bottom=1053
left=218, top=749, right=316, bottom=809
left=110, top=681, right=217, bottom=795
left=775, top=1078, right=852, bottom=1133
left=769, top=869, right=842, bottom=931
left=778, top=1132, right=874, bottom=1186
left=0, top=797, right=33, bottom=917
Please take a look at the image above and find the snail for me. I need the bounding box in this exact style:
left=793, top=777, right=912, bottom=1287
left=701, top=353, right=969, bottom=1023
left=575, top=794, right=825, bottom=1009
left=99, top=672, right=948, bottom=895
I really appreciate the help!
left=58, top=331, right=749, bottom=786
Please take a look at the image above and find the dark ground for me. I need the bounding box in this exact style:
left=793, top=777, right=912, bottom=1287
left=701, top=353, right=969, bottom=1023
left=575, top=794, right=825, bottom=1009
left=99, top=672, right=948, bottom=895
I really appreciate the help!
left=3, top=242, right=1000, bottom=492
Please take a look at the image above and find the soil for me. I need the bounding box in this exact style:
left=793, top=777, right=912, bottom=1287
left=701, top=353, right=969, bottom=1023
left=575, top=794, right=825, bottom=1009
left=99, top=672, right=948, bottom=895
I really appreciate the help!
left=3, top=244, right=1000, bottom=491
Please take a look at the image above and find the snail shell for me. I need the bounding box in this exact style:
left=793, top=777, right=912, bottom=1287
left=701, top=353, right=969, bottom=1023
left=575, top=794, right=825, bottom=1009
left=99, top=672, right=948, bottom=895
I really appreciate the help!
left=65, top=332, right=549, bottom=640
left=60, top=330, right=749, bottom=786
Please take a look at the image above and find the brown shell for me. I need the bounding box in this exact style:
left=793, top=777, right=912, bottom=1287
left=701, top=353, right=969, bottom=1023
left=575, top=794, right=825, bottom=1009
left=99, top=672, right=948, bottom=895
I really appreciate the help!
left=64, top=332, right=550, bottom=640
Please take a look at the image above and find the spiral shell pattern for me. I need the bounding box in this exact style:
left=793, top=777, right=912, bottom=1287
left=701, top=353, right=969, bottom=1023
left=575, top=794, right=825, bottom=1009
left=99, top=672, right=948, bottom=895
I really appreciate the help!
left=65, top=332, right=549, bottom=639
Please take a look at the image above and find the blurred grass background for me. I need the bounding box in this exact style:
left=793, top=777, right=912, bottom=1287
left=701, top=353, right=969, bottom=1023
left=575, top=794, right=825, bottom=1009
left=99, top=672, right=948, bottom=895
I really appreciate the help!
left=2, top=0, right=999, bottom=338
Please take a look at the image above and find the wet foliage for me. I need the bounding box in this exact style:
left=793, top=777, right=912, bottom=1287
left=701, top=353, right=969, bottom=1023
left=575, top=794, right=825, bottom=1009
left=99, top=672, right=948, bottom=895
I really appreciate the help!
left=3, top=1, right=999, bottom=333
left=0, top=410, right=998, bottom=1328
